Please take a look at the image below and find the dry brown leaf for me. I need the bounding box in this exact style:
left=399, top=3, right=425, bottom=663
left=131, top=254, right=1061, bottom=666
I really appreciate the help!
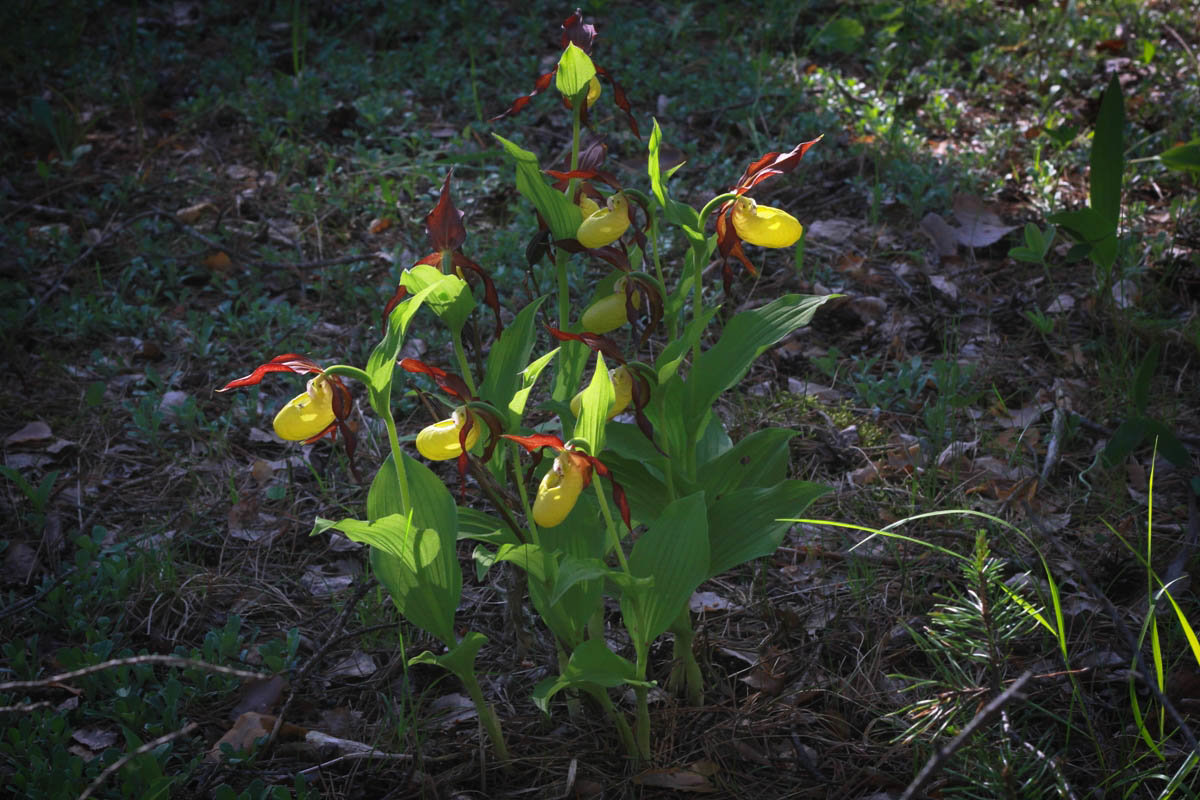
left=919, top=212, right=959, bottom=256
left=367, top=217, right=392, bottom=234
left=326, top=651, right=377, bottom=680
left=428, top=692, right=477, bottom=729
left=952, top=194, right=1017, bottom=247
left=230, top=675, right=287, bottom=719
left=689, top=591, right=732, bottom=614
left=70, top=726, right=118, bottom=752
left=204, top=251, right=233, bottom=272
left=175, top=201, right=216, bottom=224
left=633, top=761, right=719, bottom=793
left=207, top=712, right=305, bottom=761
left=6, top=421, right=53, bottom=446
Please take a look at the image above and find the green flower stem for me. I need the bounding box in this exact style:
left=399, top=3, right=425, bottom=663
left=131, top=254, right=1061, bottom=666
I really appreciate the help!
left=650, top=213, right=674, bottom=341
left=557, top=98, right=584, bottom=332
left=592, top=477, right=652, bottom=762
left=381, top=407, right=412, bottom=512
left=511, top=442, right=540, bottom=549
left=458, top=665, right=511, bottom=765
left=587, top=686, right=639, bottom=759
left=688, top=191, right=740, bottom=365
left=451, top=327, right=478, bottom=395
left=667, top=609, right=704, bottom=706
left=556, top=247, right=571, bottom=332
left=322, top=364, right=411, bottom=510
left=592, top=478, right=630, bottom=576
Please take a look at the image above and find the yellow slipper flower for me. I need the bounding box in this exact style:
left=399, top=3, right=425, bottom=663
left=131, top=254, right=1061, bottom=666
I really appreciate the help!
left=581, top=281, right=641, bottom=333
left=416, top=408, right=480, bottom=461
left=532, top=453, right=585, bottom=528
left=731, top=196, right=803, bottom=248
left=576, top=192, right=630, bottom=249
left=273, top=378, right=337, bottom=441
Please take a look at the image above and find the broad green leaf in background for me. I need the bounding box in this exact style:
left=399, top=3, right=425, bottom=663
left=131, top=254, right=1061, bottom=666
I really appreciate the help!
left=508, top=348, right=558, bottom=422
left=1160, top=138, right=1200, bottom=173
left=599, top=452, right=669, bottom=527
left=817, top=16, right=865, bottom=54
left=556, top=42, right=596, bottom=98
left=1048, top=74, right=1123, bottom=275
left=623, top=492, right=709, bottom=644
left=479, top=295, right=548, bottom=426
left=457, top=506, right=518, bottom=546
left=400, top=264, right=474, bottom=334
left=494, top=134, right=581, bottom=241
left=1131, top=343, right=1159, bottom=413
left=706, top=481, right=832, bottom=577
left=1090, top=73, right=1125, bottom=231
left=532, top=639, right=651, bottom=714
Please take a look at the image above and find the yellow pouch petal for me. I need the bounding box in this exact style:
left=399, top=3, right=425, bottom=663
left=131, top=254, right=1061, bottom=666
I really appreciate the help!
left=731, top=197, right=803, bottom=248
left=273, top=380, right=336, bottom=441
left=576, top=192, right=630, bottom=249
left=532, top=456, right=585, bottom=528
left=578, top=194, right=600, bottom=218
left=415, top=409, right=480, bottom=461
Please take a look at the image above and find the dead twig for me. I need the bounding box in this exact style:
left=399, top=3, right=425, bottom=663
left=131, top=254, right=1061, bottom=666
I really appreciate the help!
left=259, top=577, right=377, bottom=758
left=898, top=670, right=1033, bottom=800
left=0, top=655, right=268, bottom=692
left=76, top=722, right=199, bottom=800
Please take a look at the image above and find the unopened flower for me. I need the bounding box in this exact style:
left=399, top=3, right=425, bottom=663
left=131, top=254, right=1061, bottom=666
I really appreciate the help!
left=382, top=173, right=501, bottom=336
left=492, top=9, right=638, bottom=137
left=416, top=407, right=481, bottom=461
left=533, top=452, right=585, bottom=528
left=730, top=196, right=803, bottom=248
left=576, top=192, right=630, bottom=249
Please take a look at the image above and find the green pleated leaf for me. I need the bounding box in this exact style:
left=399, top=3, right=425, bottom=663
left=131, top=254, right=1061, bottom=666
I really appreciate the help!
left=532, top=639, right=651, bottom=714
left=494, top=134, right=581, bottom=241
left=312, top=513, right=460, bottom=646
left=365, top=282, right=440, bottom=412
left=685, top=294, right=835, bottom=429
left=698, top=428, right=797, bottom=499
left=457, top=506, right=518, bottom=546
left=623, top=492, right=709, bottom=644
left=479, top=296, right=548, bottom=428
left=400, top=264, right=474, bottom=334
left=366, top=452, right=457, bottom=538
left=409, top=630, right=487, bottom=682
left=573, top=352, right=614, bottom=454
left=1160, top=138, right=1200, bottom=173
left=1091, top=73, right=1125, bottom=232
left=706, top=481, right=831, bottom=577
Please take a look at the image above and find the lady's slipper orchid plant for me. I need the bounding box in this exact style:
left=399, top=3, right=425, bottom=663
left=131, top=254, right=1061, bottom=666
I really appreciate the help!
left=218, top=353, right=359, bottom=479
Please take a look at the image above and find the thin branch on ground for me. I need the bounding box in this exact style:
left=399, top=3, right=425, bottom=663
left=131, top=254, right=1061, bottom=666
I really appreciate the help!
left=0, top=655, right=269, bottom=692
left=899, top=670, right=1033, bottom=800
left=76, top=722, right=199, bottom=800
